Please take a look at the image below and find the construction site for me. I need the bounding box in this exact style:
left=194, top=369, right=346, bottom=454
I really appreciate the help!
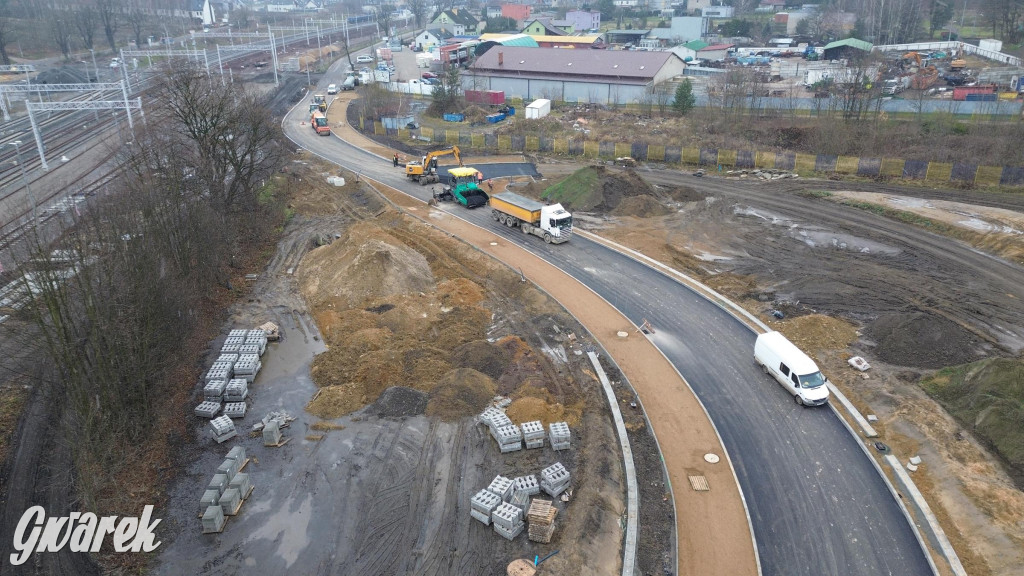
left=152, top=157, right=674, bottom=575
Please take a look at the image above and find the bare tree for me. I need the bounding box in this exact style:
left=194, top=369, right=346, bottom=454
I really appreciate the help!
left=654, top=82, right=674, bottom=115
left=50, top=6, right=75, bottom=61
left=125, top=1, right=146, bottom=47
left=376, top=5, right=394, bottom=39
left=0, top=0, right=14, bottom=65
left=74, top=5, right=98, bottom=50
left=408, top=0, right=428, bottom=28
left=96, top=0, right=119, bottom=52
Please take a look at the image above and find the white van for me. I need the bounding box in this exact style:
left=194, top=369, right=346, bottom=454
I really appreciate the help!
left=754, top=331, right=830, bottom=406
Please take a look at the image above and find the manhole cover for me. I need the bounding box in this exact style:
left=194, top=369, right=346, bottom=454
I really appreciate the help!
left=616, top=331, right=629, bottom=338
left=688, top=475, right=710, bottom=491
left=489, top=242, right=498, bottom=246
left=704, top=453, right=720, bottom=464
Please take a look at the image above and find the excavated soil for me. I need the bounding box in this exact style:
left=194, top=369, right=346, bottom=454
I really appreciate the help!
left=370, top=386, right=429, bottom=418
left=866, top=312, right=987, bottom=369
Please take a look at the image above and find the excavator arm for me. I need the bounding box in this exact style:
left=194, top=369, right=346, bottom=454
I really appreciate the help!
left=405, top=146, right=464, bottom=183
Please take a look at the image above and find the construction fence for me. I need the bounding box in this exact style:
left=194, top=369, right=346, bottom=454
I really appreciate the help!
left=358, top=117, right=1024, bottom=188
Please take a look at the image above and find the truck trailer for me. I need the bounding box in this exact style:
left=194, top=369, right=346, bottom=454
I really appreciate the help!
left=489, top=192, right=572, bottom=244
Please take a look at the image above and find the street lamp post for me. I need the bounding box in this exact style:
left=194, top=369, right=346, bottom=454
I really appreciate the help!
left=9, top=141, right=36, bottom=226
left=89, top=48, right=99, bottom=82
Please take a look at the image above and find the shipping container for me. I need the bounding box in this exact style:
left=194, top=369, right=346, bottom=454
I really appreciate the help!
left=443, top=113, right=465, bottom=122
left=965, top=93, right=998, bottom=101
left=525, top=99, right=551, bottom=119
left=466, top=90, right=506, bottom=105
left=952, top=85, right=997, bottom=101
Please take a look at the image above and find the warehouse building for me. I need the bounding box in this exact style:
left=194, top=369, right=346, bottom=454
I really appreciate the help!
left=464, top=47, right=686, bottom=104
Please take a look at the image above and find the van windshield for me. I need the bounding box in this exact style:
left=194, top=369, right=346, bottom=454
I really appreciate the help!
left=799, top=371, right=827, bottom=389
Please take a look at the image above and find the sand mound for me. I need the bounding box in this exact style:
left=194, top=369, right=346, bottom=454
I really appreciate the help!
left=773, top=314, right=858, bottom=356
left=438, top=278, right=486, bottom=307
left=307, top=383, right=368, bottom=419
left=867, top=312, right=985, bottom=368
left=425, top=368, right=497, bottom=422
left=506, top=396, right=566, bottom=427
left=612, top=196, right=672, bottom=218
left=370, top=386, right=429, bottom=418
left=299, top=236, right=434, bottom=308
left=450, top=340, right=509, bottom=379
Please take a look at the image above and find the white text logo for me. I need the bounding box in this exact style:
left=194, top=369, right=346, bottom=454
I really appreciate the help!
left=10, top=505, right=161, bottom=566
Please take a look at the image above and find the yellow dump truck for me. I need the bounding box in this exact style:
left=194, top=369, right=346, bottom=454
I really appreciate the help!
left=489, top=192, right=572, bottom=244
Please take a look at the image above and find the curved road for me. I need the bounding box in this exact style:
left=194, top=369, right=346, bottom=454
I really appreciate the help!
left=284, top=76, right=935, bottom=576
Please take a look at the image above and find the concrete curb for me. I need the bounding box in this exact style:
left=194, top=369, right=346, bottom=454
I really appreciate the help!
left=587, top=352, right=639, bottom=576
left=826, top=382, right=879, bottom=437
left=885, top=455, right=966, bottom=576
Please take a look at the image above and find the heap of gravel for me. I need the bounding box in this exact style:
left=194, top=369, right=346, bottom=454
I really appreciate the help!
left=369, top=386, right=428, bottom=418
left=866, top=312, right=985, bottom=368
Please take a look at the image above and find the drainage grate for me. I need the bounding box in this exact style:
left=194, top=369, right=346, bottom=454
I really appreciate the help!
left=688, top=475, right=710, bottom=492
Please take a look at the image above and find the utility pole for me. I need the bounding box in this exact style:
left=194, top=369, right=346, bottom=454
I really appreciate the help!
left=9, top=140, right=36, bottom=226
left=90, top=48, right=99, bottom=82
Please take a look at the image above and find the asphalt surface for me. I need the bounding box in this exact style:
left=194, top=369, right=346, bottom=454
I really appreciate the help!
left=283, top=65, right=935, bottom=576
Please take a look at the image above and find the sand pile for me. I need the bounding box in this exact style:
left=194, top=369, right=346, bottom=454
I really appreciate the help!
left=867, top=312, right=985, bottom=368
left=613, top=196, right=672, bottom=218
left=307, top=383, right=368, bottom=419
left=506, top=397, right=567, bottom=427
left=425, top=368, right=497, bottom=421
left=771, top=314, right=858, bottom=356
left=298, top=227, right=434, bottom=308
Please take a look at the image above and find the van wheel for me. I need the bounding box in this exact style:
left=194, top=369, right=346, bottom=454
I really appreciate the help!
left=794, top=395, right=804, bottom=406
left=761, top=364, right=769, bottom=375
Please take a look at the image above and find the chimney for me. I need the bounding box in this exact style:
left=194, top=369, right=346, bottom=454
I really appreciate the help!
left=498, top=51, right=503, bottom=66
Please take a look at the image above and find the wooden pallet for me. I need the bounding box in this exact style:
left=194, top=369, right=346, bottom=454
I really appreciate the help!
left=527, top=499, right=557, bottom=525
left=264, top=436, right=291, bottom=448
left=236, top=457, right=251, bottom=473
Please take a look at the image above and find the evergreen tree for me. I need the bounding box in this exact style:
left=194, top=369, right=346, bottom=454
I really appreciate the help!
left=673, top=79, right=695, bottom=115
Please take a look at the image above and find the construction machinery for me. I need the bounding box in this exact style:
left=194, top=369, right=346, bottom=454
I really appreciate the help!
left=405, top=146, right=462, bottom=185
left=490, top=192, right=572, bottom=244
left=312, top=93, right=327, bottom=112
left=902, top=52, right=922, bottom=67
left=310, top=111, right=330, bottom=136
left=433, top=167, right=489, bottom=208
left=950, top=59, right=967, bottom=70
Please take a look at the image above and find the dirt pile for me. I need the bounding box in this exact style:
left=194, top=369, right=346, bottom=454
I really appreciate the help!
left=307, top=383, right=368, bottom=420
left=770, top=314, right=859, bottom=356
left=425, top=368, right=497, bottom=421
left=867, top=312, right=986, bottom=368
left=450, top=340, right=509, bottom=379
left=298, top=224, right=434, bottom=308
left=543, top=165, right=659, bottom=213
left=370, top=386, right=429, bottom=418
left=613, top=196, right=672, bottom=217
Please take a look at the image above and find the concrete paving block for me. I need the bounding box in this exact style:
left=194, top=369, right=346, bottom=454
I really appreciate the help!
left=521, top=421, right=545, bottom=439
left=513, top=475, right=540, bottom=496
left=471, top=489, right=502, bottom=514
left=194, top=400, right=222, bottom=419
left=208, top=473, right=229, bottom=496
left=487, top=475, right=514, bottom=501
left=909, top=455, right=922, bottom=465
left=201, top=505, right=225, bottom=534
left=227, top=446, right=246, bottom=463
left=229, top=472, right=252, bottom=498
left=228, top=329, right=248, bottom=339
left=217, top=457, right=240, bottom=481
left=200, top=489, right=220, bottom=515
left=210, top=415, right=235, bottom=437
left=223, top=402, right=247, bottom=418
left=470, top=509, right=492, bottom=525
left=220, top=488, right=242, bottom=515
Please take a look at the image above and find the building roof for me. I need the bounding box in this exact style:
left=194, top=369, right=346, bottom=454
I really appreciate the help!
left=424, top=28, right=457, bottom=41
left=522, top=19, right=567, bottom=36
left=531, top=35, right=601, bottom=44
left=469, top=46, right=679, bottom=83
left=606, top=30, right=650, bottom=36
left=646, top=28, right=676, bottom=39
left=476, top=33, right=540, bottom=47
left=550, top=20, right=572, bottom=27
left=682, top=40, right=709, bottom=51
left=822, top=37, right=872, bottom=52
left=700, top=43, right=735, bottom=51
left=432, top=8, right=479, bottom=27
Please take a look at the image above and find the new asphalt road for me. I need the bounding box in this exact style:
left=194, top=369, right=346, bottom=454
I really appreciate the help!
left=285, top=77, right=935, bottom=576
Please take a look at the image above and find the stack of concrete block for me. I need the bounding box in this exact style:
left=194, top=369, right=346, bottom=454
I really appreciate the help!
left=208, top=473, right=229, bottom=497
left=210, top=415, right=237, bottom=443
left=205, top=362, right=232, bottom=384
left=521, top=421, right=545, bottom=449
left=513, top=475, right=540, bottom=497
left=233, top=354, right=261, bottom=384
left=217, top=457, right=241, bottom=481
left=470, top=489, right=502, bottom=525
left=263, top=420, right=283, bottom=446
left=478, top=406, right=505, bottom=427
left=493, top=424, right=523, bottom=453
left=509, top=489, right=530, bottom=511
left=200, top=489, right=220, bottom=515
left=223, top=402, right=247, bottom=419
left=487, top=475, right=514, bottom=501
left=193, top=400, right=221, bottom=419
left=245, top=329, right=268, bottom=356
left=228, top=329, right=248, bottom=339
left=490, top=412, right=513, bottom=430
left=224, top=379, right=248, bottom=402
left=219, top=486, right=242, bottom=516
left=204, top=379, right=227, bottom=400
left=229, top=472, right=253, bottom=501
left=527, top=499, right=558, bottom=543
left=227, top=446, right=246, bottom=463
left=540, top=462, right=571, bottom=497
left=216, top=353, right=239, bottom=367
left=549, top=422, right=571, bottom=451
left=202, top=504, right=225, bottom=533
left=222, top=335, right=245, bottom=354
left=238, top=343, right=261, bottom=357
left=491, top=502, right=525, bottom=541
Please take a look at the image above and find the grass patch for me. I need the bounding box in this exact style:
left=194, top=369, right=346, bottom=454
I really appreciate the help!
left=541, top=166, right=600, bottom=207
left=310, top=421, right=345, bottom=431
left=798, top=189, right=834, bottom=199
left=922, top=358, right=1024, bottom=483
left=837, top=199, right=955, bottom=232
left=305, top=434, right=325, bottom=442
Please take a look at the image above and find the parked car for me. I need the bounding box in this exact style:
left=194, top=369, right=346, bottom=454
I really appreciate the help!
left=421, top=71, right=437, bottom=79
left=109, top=57, right=122, bottom=68
left=326, top=83, right=338, bottom=94
left=356, top=54, right=373, bottom=63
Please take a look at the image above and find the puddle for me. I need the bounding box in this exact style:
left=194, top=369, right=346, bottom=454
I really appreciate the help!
left=736, top=205, right=901, bottom=256
left=696, top=251, right=732, bottom=262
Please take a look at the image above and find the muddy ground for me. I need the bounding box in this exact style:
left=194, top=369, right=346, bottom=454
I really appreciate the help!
left=525, top=158, right=1024, bottom=576
left=153, top=155, right=674, bottom=575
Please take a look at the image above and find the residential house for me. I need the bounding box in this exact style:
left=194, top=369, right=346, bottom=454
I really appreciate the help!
left=502, top=4, right=532, bottom=23
left=430, top=8, right=481, bottom=36
left=465, top=46, right=687, bottom=104
left=485, top=4, right=503, bottom=19
left=701, top=6, right=735, bottom=18
left=188, top=0, right=216, bottom=26
left=522, top=19, right=569, bottom=37
left=565, top=10, right=601, bottom=32
left=415, top=28, right=456, bottom=51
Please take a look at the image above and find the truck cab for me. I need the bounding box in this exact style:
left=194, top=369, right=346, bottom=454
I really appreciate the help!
left=539, top=205, right=572, bottom=240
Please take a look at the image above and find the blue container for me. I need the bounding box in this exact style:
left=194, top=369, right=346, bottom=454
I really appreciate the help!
left=965, top=93, right=997, bottom=101
left=486, top=113, right=506, bottom=124
left=443, top=113, right=465, bottom=122
left=505, top=106, right=515, bottom=116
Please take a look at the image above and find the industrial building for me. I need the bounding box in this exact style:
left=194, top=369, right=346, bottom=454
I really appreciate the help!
left=464, top=47, right=686, bottom=105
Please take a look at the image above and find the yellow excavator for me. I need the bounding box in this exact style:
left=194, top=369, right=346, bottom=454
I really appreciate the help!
left=405, top=146, right=463, bottom=185
left=903, top=52, right=922, bottom=67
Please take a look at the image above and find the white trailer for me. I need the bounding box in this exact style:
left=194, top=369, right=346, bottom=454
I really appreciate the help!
left=525, top=98, right=551, bottom=119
